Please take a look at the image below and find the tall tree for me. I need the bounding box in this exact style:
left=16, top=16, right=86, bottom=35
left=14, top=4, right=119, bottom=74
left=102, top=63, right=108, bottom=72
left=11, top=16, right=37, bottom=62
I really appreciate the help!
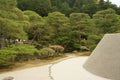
left=70, top=13, right=91, bottom=42
left=0, top=0, right=28, bottom=40
left=46, top=12, right=70, bottom=44
left=23, top=10, right=50, bottom=45
left=81, top=0, right=98, bottom=17
left=60, top=2, right=71, bottom=16
left=0, top=0, right=30, bottom=49
left=93, top=8, right=120, bottom=33
left=17, top=0, right=52, bottom=16
left=61, top=0, right=75, bottom=7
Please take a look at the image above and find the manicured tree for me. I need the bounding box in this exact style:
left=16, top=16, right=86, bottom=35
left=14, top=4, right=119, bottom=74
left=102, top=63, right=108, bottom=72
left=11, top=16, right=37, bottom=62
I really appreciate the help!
left=24, top=10, right=50, bottom=45
left=70, top=13, right=90, bottom=43
left=0, top=0, right=28, bottom=47
left=17, top=0, right=52, bottom=16
left=93, top=8, right=120, bottom=33
left=46, top=12, right=70, bottom=44
left=60, top=2, right=71, bottom=16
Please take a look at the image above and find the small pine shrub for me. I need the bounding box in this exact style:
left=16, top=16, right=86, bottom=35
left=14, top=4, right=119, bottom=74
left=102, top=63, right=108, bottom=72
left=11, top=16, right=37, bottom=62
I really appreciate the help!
left=38, top=48, right=55, bottom=58
left=0, top=49, right=16, bottom=68
left=49, top=45, right=64, bottom=53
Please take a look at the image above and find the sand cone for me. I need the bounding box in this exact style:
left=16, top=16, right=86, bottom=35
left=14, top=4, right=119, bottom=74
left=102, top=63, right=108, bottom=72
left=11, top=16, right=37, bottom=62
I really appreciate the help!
left=84, top=33, right=120, bottom=80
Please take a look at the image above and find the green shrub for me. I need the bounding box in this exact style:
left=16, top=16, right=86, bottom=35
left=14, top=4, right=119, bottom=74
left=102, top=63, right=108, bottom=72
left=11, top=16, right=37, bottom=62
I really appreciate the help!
left=11, top=45, right=38, bottom=61
left=38, top=48, right=55, bottom=58
left=86, top=34, right=103, bottom=51
left=81, top=40, right=87, bottom=46
left=0, top=49, right=16, bottom=68
left=35, top=44, right=43, bottom=50
left=2, top=45, right=38, bottom=61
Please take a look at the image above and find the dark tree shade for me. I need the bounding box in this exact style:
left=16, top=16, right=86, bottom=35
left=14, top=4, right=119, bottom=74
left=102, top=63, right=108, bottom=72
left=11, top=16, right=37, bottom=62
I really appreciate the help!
left=17, top=0, right=120, bottom=17
left=17, top=0, right=52, bottom=16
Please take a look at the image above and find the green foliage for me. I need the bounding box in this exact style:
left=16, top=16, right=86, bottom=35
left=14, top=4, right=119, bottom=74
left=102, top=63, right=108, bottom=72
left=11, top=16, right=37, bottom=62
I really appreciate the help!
left=86, top=34, right=103, bottom=51
left=38, top=48, right=55, bottom=58
left=0, top=0, right=28, bottom=40
left=47, top=11, right=70, bottom=44
left=69, top=13, right=91, bottom=51
left=93, top=8, right=120, bottom=33
left=0, top=0, right=17, bottom=10
left=0, top=45, right=40, bottom=68
left=3, top=45, right=38, bottom=61
left=17, top=0, right=52, bottom=16
left=24, top=10, right=43, bottom=22
left=0, top=17, right=27, bottom=39
left=70, top=13, right=90, bottom=30
left=35, top=44, right=43, bottom=50
left=1, top=0, right=120, bottom=68
left=0, top=49, right=16, bottom=67
left=17, top=0, right=120, bottom=16
left=24, top=10, right=50, bottom=45
left=59, top=2, right=71, bottom=16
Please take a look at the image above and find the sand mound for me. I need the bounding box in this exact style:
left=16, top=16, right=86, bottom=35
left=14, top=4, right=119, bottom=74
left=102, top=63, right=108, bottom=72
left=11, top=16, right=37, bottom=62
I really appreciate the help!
left=84, top=33, right=120, bottom=80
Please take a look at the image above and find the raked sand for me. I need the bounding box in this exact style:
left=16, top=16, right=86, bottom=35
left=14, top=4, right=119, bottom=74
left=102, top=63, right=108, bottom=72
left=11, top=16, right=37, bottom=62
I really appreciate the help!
left=51, top=57, right=110, bottom=80
left=0, top=64, right=52, bottom=80
left=0, top=57, right=110, bottom=80
left=84, top=34, right=120, bottom=80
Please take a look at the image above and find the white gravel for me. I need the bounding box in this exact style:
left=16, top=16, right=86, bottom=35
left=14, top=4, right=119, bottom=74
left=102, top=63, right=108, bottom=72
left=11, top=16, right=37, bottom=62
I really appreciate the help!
left=0, top=57, right=110, bottom=80
left=51, top=57, right=110, bottom=80
left=0, top=65, right=52, bottom=80
left=84, top=34, right=120, bottom=80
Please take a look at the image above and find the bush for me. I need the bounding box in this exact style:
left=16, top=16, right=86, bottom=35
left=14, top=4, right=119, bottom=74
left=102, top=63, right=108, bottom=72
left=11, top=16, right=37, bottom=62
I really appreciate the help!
left=0, top=50, right=16, bottom=68
left=86, top=34, right=102, bottom=51
left=10, top=45, right=38, bottom=61
left=49, top=45, right=64, bottom=53
left=35, top=44, right=43, bottom=50
left=1, top=45, right=38, bottom=62
left=0, top=45, right=63, bottom=67
left=81, top=40, right=87, bottom=46
left=37, top=48, right=55, bottom=58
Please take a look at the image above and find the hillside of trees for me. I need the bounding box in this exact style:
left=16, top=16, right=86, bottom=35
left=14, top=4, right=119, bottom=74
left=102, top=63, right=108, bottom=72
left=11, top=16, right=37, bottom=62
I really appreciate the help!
left=17, top=0, right=120, bottom=16
left=0, top=0, right=120, bottom=67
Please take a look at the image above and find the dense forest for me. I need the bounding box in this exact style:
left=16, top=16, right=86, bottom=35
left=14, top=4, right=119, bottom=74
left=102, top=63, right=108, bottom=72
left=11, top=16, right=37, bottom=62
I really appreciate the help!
left=0, top=0, right=120, bottom=67
left=17, top=0, right=120, bottom=16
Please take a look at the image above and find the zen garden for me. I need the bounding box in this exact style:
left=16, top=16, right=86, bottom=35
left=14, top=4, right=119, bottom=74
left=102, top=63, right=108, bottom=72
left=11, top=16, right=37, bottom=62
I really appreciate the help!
left=0, top=0, right=120, bottom=80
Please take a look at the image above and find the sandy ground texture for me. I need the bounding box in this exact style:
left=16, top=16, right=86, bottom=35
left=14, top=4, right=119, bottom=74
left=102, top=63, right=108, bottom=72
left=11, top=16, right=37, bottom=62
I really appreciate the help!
left=51, top=57, right=110, bottom=80
left=84, top=34, right=120, bottom=80
left=0, top=54, right=75, bottom=80
left=0, top=64, right=52, bottom=80
left=0, top=56, right=110, bottom=80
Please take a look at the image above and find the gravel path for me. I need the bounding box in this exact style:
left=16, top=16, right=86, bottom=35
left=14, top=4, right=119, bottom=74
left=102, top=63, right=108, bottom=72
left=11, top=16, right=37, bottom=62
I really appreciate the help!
left=0, top=65, right=52, bottom=80
left=0, top=56, right=110, bottom=80
left=0, top=55, right=75, bottom=80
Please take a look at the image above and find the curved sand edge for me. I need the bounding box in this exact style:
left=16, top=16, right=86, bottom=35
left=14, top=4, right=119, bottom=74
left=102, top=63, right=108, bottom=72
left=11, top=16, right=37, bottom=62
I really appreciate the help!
left=0, top=64, right=52, bottom=80
left=0, top=54, right=76, bottom=80
left=0, top=56, right=109, bottom=80
left=51, top=57, right=110, bottom=80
